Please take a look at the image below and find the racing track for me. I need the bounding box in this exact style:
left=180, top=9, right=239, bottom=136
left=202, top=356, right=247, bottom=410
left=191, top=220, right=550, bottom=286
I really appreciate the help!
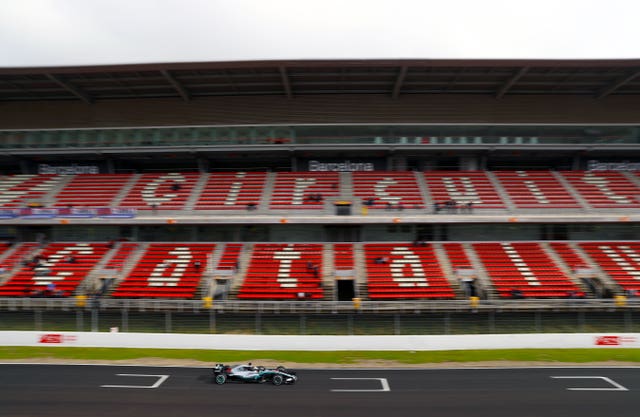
left=1, top=365, right=639, bottom=417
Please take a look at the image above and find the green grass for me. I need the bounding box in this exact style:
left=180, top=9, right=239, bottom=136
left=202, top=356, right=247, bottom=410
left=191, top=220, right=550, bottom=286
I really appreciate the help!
left=1, top=347, right=639, bottom=365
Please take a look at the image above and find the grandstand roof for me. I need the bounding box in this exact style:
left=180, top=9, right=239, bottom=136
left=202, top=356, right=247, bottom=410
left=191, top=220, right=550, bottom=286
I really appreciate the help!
left=1, top=59, right=640, bottom=104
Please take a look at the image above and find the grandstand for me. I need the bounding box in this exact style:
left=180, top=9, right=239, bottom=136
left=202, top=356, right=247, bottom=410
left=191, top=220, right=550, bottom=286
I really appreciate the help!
left=1, top=58, right=640, bottom=320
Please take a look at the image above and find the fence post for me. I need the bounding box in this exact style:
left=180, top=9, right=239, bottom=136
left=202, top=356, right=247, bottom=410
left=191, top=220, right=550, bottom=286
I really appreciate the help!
left=122, top=308, right=129, bottom=332
left=394, top=313, right=400, bottom=335
left=209, top=310, right=216, bottom=334
left=347, top=314, right=354, bottom=335
left=488, top=311, right=496, bottom=333
left=165, top=311, right=172, bottom=333
left=76, top=309, right=83, bottom=332
left=299, top=314, right=306, bottom=335
left=535, top=311, right=542, bottom=332
left=444, top=313, right=450, bottom=335
left=34, top=309, right=42, bottom=331
left=255, top=312, right=261, bottom=334
left=624, top=310, right=632, bottom=333
left=91, top=308, right=98, bottom=332
left=578, top=311, right=585, bottom=332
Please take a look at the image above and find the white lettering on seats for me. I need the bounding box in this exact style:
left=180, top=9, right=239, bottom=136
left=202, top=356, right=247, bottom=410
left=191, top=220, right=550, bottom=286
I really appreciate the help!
left=292, top=178, right=316, bottom=205
left=374, top=178, right=400, bottom=202
left=501, top=243, right=540, bottom=286
left=141, top=173, right=186, bottom=206
left=224, top=172, right=246, bottom=205
left=0, top=175, right=64, bottom=205
left=274, top=246, right=301, bottom=287
left=582, top=174, right=631, bottom=204
left=516, top=172, right=549, bottom=204
left=147, top=247, right=192, bottom=287
left=32, top=244, right=94, bottom=286
left=389, top=247, right=427, bottom=287
left=442, top=177, right=481, bottom=203
left=600, top=246, right=640, bottom=279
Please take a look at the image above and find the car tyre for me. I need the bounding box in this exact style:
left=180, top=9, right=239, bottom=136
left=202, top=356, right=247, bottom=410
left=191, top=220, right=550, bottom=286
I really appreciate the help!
left=272, top=374, right=284, bottom=386
left=215, top=374, right=227, bottom=385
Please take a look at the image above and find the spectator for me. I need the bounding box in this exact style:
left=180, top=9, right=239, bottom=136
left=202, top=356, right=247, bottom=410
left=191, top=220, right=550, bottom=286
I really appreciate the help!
left=171, top=182, right=181, bottom=191
left=510, top=288, right=524, bottom=299
left=194, top=260, right=202, bottom=271
left=433, top=202, right=441, bottom=213
left=246, top=202, right=257, bottom=211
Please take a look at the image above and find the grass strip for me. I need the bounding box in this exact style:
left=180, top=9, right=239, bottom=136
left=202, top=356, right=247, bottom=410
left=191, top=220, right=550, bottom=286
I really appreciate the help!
left=1, top=347, right=639, bottom=364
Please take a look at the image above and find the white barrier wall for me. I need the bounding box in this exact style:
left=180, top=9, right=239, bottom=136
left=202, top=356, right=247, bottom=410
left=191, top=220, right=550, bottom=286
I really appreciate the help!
left=1, top=331, right=639, bottom=350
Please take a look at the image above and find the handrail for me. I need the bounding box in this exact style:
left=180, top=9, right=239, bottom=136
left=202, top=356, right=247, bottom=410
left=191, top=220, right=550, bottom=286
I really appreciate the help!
left=0, top=297, right=637, bottom=313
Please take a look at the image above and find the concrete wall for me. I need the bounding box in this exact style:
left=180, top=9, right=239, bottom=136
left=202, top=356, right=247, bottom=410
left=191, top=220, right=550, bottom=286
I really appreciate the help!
left=2, top=331, right=638, bottom=350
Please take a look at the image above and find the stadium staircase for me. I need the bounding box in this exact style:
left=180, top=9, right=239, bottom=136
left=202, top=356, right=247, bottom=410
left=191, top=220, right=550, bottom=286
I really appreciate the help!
left=625, top=171, right=640, bottom=191
left=184, top=172, right=211, bottom=211
left=0, top=243, right=42, bottom=287
left=462, top=243, right=498, bottom=299
left=111, top=174, right=142, bottom=207
left=414, top=171, right=434, bottom=212
left=257, top=172, right=277, bottom=214
left=353, top=243, right=368, bottom=299
left=94, top=242, right=149, bottom=297
left=226, top=245, right=253, bottom=298
left=540, top=242, right=591, bottom=296
left=432, top=243, right=464, bottom=298
left=43, top=175, right=75, bottom=206
left=551, top=171, right=592, bottom=212
left=485, top=171, right=516, bottom=213
left=576, top=242, right=640, bottom=295
left=322, top=243, right=335, bottom=300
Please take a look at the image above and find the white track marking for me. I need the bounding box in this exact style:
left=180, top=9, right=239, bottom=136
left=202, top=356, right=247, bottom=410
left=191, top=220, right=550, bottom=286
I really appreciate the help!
left=101, top=373, right=169, bottom=389
left=551, top=376, right=629, bottom=391
left=330, top=377, right=390, bottom=392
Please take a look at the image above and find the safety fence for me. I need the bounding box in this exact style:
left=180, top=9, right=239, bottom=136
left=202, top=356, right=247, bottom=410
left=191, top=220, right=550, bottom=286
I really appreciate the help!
left=1, top=298, right=639, bottom=335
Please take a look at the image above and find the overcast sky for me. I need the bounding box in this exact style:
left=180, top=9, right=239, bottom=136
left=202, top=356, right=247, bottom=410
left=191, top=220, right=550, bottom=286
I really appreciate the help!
left=1, top=0, right=639, bottom=67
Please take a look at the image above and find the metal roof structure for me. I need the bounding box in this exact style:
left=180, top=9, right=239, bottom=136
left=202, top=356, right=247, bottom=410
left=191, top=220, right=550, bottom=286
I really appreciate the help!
left=1, top=59, right=640, bottom=103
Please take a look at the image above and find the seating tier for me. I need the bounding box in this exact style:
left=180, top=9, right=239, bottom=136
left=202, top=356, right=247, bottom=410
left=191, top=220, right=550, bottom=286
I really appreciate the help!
left=119, top=172, right=200, bottom=210
left=195, top=172, right=266, bottom=210
left=0, top=174, right=64, bottom=207
left=559, top=171, right=640, bottom=208
left=364, top=243, right=455, bottom=299
left=353, top=172, right=424, bottom=209
left=472, top=242, right=580, bottom=298
left=53, top=174, right=132, bottom=207
left=494, top=171, right=580, bottom=208
left=579, top=242, right=640, bottom=292
left=269, top=172, right=340, bottom=209
left=424, top=171, right=506, bottom=209
left=238, top=243, right=324, bottom=299
left=0, top=242, right=111, bottom=297
left=111, top=243, right=216, bottom=298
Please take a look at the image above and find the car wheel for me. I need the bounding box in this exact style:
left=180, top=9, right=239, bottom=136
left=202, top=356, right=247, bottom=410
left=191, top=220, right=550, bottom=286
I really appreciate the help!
left=272, top=374, right=284, bottom=386
left=215, top=374, right=227, bottom=385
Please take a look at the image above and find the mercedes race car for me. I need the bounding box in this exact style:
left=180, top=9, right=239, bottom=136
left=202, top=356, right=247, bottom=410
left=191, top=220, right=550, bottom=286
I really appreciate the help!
left=212, top=363, right=297, bottom=385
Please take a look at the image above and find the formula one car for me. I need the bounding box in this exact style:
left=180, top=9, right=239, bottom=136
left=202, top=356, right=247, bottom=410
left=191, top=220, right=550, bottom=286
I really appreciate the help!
left=212, top=363, right=297, bottom=385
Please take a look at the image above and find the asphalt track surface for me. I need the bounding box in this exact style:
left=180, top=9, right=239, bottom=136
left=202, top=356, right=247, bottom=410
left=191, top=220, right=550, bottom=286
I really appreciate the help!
left=1, top=365, right=639, bottom=417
